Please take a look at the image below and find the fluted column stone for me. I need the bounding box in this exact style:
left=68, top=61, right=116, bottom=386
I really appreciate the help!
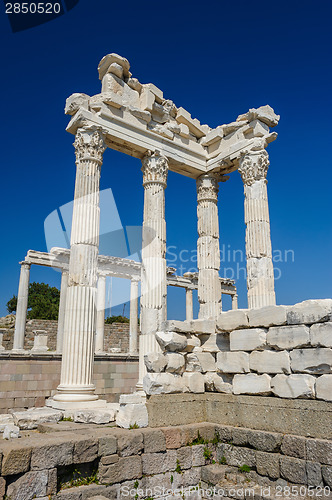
left=239, top=149, right=276, bottom=309
left=13, top=261, right=31, bottom=351
left=95, top=274, right=106, bottom=353
left=185, top=288, right=194, bottom=321
left=53, top=127, right=106, bottom=405
left=138, top=151, right=168, bottom=389
left=129, top=277, right=139, bottom=354
left=56, top=270, right=68, bottom=353
left=196, top=173, right=222, bottom=319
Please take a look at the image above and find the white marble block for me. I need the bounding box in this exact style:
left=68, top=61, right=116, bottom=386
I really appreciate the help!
left=143, top=372, right=184, bottom=395
left=144, top=352, right=167, bottom=372
left=290, top=348, right=332, bottom=374
left=310, top=322, right=332, bottom=348
left=186, top=352, right=216, bottom=373
left=271, top=374, right=316, bottom=399
left=287, top=299, right=332, bottom=325
left=233, top=373, right=271, bottom=395
left=247, top=305, right=287, bottom=328
left=165, top=353, right=185, bottom=374
left=31, top=332, right=49, bottom=352
left=116, top=403, right=148, bottom=429
left=230, top=328, right=267, bottom=351
left=267, top=325, right=310, bottom=350
left=217, top=351, right=249, bottom=373
left=183, top=372, right=205, bottom=393
left=0, top=333, right=5, bottom=351
left=249, top=350, right=291, bottom=374
left=156, top=331, right=187, bottom=352
left=315, top=375, right=332, bottom=402
left=217, top=310, right=249, bottom=332
left=204, top=372, right=232, bottom=393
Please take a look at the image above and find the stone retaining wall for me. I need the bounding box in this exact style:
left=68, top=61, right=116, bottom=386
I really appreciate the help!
left=0, top=354, right=138, bottom=413
left=143, top=300, right=332, bottom=402
left=1, top=422, right=331, bottom=499
left=1, top=320, right=132, bottom=352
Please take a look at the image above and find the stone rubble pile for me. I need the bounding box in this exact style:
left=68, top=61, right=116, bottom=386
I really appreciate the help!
left=143, top=299, right=332, bottom=401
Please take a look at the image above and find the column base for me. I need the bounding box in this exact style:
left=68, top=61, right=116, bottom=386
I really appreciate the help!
left=11, top=348, right=26, bottom=354
left=46, top=398, right=107, bottom=410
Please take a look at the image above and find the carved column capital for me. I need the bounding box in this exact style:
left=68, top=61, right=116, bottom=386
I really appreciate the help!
left=141, top=150, right=169, bottom=187
left=74, top=128, right=106, bottom=165
left=238, top=150, right=269, bottom=186
left=196, top=173, right=224, bottom=202
left=19, top=261, right=31, bottom=269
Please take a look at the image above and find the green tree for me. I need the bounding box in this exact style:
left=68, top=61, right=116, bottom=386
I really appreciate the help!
left=105, top=315, right=129, bottom=324
left=7, top=282, right=60, bottom=320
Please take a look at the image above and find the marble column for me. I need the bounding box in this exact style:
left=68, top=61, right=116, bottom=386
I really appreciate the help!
left=56, top=270, right=68, bottom=353
left=95, top=274, right=106, bottom=353
left=129, top=277, right=139, bottom=354
left=13, top=261, right=31, bottom=351
left=138, top=150, right=168, bottom=389
left=185, top=288, right=194, bottom=321
left=232, top=293, right=238, bottom=310
left=196, top=173, right=222, bottom=319
left=53, top=127, right=106, bottom=406
left=239, top=149, right=276, bottom=309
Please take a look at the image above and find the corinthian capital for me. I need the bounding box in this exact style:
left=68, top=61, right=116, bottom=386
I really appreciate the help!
left=141, top=151, right=169, bottom=187
left=74, top=128, right=107, bottom=165
left=238, top=150, right=269, bottom=186
left=196, top=173, right=225, bottom=202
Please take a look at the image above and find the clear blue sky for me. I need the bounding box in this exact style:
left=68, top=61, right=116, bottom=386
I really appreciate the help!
left=0, top=0, right=331, bottom=319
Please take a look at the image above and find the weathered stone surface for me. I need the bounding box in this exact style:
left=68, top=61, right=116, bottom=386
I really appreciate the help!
left=161, top=426, right=183, bottom=449
left=7, top=470, right=48, bottom=500
left=217, top=351, right=249, bottom=373
left=183, top=334, right=201, bottom=352
left=73, top=437, right=98, bottom=464
left=230, top=328, right=267, bottom=351
left=217, top=443, right=256, bottom=467
left=310, top=322, right=332, bottom=347
left=232, top=427, right=248, bottom=445
left=237, top=105, right=280, bottom=127
left=177, top=446, right=192, bottom=469
left=200, top=332, right=229, bottom=353
left=307, top=438, right=332, bottom=465
left=116, top=403, right=148, bottom=428
left=247, top=429, right=282, bottom=452
left=186, top=352, right=216, bottom=373
left=3, top=424, right=20, bottom=439
left=201, top=464, right=226, bottom=483
left=119, top=394, right=142, bottom=405
left=256, top=451, right=280, bottom=479
left=117, top=430, right=143, bottom=457
left=322, top=466, right=332, bottom=488
left=281, top=434, right=307, bottom=459
left=12, top=408, right=63, bottom=430
left=287, top=299, right=332, bottom=325
left=271, top=374, right=316, bottom=399
left=183, top=372, right=205, bottom=393
left=142, top=450, right=177, bottom=474
left=248, top=306, right=287, bottom=328
left=306, top=461, right=322, bottom=487
left=98, top=455, right=142, bottom=484
left=65, top=93, right=90, bottom=115
left=141, top=428, right=166, bottom=453
left=100, top=454, right=118, bottom=465
left=290, top=348, right=332, bottom=374
left=1, top=444, right=32, bottom=475
left=249, top=350, right=290, bottom=374
left=0, top=414, right=15, bottom=432
left=182, top=466, right=202, bottom=487
left=280, top=456, right=307, bottom=484
left=192, top=444, right=206, bottom=466
left=144, top=352, right=167, bottom=372
left=164, top=319, right=215, bottom=335
left=143, top=373, right=184, bottom=395
left=31, top=439, right=73, bottom=469
left=267, top=325, right=310, bottom=350
left=156, top=331, right=187, bottom=351
left=316, top=375, right=332, bottom=401
left=233, top=374, right=271, bottom=395
left=74, top=409, right=115, bottom=424
left=204, top=372, right=232, bottom=393
left=98, top=435, right=117, bottom=457
left=217, top=310, right=249, bottom=332
left=165, top=353, right=185, bottom=374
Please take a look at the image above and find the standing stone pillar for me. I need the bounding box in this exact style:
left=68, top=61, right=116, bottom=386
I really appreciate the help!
left=138, top=151, right=168, bottom=389
left=56, top=270, right=68, bottom=353
left=196, top=173, right=222, bottom=319
left=13, top=261, right=31, bottom=351
left=185, top=288, right=194, bottom=321
left=239, top=150, right=276, bottom=309
left=53, top=128, right=106, bottom=406
left=231, top=293, right=238, bottom=310
left=95, top=274, right=106, bottom=353
left=129, top=277, right=139, bottom=354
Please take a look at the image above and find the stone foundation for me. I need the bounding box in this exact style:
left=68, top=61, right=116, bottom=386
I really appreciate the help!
left=0, top=354, right=138, bottom=413
left=1, top=422, right=331, bottom=499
